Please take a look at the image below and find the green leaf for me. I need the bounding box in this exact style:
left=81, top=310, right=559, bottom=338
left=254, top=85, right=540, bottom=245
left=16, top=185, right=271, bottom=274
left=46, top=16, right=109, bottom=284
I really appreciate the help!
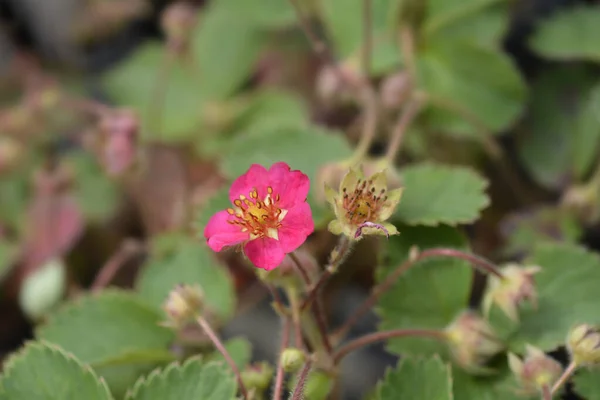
left=377, top=356, right=452, bottom=400
left=102, top=42, right=204, bottom=142
left=573, top=368, right=600, bottom=399
left=573, top=83, right=600, bottom=179
left=64, top=152, right=120, bottom=222
left=452, top=367, right=521, bottom=400
left=191, top=3, right=265, bottom=100
left=125, top=358, right=237, bottom=400
left=206, top=337, right=252, bottom=371
left=216, top=0, right=296, bottom=28
left=529, top=5, right=600, bottom=62
left=423, top=0, right=503, bottom=37
left=425, top=3, right=510, bottom=48
left=136, top=235, right=236, bottom=321
left=0, top=341, right=113, bottom=400
left=395, top=163, right=489, bottom=226
left=36, top=290, right=174, bottom=397
left=221, top=124, right=353, bottom=226
left=377, top=225, right=472, bottom=356
left=508, top=243, right=600, bottom=352
left=320, top=0, right=393, bottom=59
left=516, top=66, right=598, bottom=188
left=499, top=206, right=581, bottom=258
left=418, top=40, right=527, bottom=136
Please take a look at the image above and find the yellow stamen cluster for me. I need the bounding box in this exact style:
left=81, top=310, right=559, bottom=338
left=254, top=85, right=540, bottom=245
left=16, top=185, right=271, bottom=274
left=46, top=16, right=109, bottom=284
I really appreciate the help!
left=326, top=166, right=402, bottom=240
left=227, top=186, right=287, bottom=239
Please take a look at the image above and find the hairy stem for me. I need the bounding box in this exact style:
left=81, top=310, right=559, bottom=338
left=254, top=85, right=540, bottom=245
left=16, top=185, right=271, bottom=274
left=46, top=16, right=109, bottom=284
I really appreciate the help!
left=333, top=247, right=504, bottom=340
left=301, top=236, right=352, bottom=311
left=196, top=315, right=248, bottom=399
left=287, top=287, right=306, bottom=350
left=333, top=329, right=446, bottom=364
left=273, top=318, right=291, bottom=400
left=551, top=361, right=577, bottom=395
left=290, top=360, right=313, bottom=400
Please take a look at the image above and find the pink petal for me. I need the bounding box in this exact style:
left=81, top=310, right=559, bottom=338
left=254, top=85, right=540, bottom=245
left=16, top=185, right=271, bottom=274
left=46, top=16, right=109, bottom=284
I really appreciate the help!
left=243, top=237, right=285, bottom=271
left=268, top=162, right=310, bottom=209
left=278, top=202, right=314, bottom=253
left=204, top=210, right=249, bottom=252
left=229, top=164, right=269, bottom=203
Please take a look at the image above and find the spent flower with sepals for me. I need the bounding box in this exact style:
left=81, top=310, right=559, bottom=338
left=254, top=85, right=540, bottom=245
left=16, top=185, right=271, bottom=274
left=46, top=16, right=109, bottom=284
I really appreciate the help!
left=444, top=310, right=505, bottom=374
left=508, top=345, right=562, bottom=396
left=567, top=324, right=600, bottom=366
left=204, top=162, right=314, bottom=271
left=325, top=165, right=402, bottom=240
left=482, top=263, right=541, bottom=322
left=162, top=284, right=204, bottom=328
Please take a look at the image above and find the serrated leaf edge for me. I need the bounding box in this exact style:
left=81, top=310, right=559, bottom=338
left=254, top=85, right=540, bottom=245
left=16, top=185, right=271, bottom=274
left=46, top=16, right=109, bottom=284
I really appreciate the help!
left=125, top=356, right=236, bottom=400
left=398, top=162, right=490, bottom=227
left=0, top=340, right=113, bottom=399
left=376, top=354, right=453, bottom=400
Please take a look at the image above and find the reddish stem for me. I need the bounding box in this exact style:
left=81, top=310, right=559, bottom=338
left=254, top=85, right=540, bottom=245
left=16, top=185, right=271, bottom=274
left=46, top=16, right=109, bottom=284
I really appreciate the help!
left=290, top=360, right=313, bottom=400
left=91, top=239, right=143, bottom=292
left=196, top=316, right=248, bottom=399
left=272, top=318, right=291, bottom=400
left=333, top=329, right=446, bottom=364
left=333, top=248, right=504, bottom=340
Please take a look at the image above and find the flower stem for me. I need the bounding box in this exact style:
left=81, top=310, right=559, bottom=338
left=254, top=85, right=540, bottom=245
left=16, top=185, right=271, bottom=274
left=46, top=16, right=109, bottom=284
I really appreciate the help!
left=551, top=361, right=578, bottom=395
left=541, top=384, right=551, bottom=400
left=92, top=239, right=143, bottom=292
left=333, top=329, right=446, bottom=364
left=273, top=318, right=291, bottom=400
left=333, top=247, right=503, bottom=340
left=287, top=286, right=306, bottom=350
left=301, top=236, right=352, bottom=311
left=289, top=252, right=312, bottom=287
left=384, top=97, right=423, bottom=163
left=196, top=316, right=248, bottom=399
left=290, top=359, right=313, bottom=400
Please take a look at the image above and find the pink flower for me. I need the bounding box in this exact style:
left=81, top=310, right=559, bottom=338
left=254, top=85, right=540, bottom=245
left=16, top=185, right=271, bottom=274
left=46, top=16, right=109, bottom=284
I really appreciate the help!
left=204, top=162, right=314, bottom=270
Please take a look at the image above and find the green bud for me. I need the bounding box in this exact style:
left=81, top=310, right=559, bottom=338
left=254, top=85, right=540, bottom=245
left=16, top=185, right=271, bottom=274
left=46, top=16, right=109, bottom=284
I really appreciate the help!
left=241, top=362, right=274, bottom=392
left=280, top=348, right=306, bottom=373
left=567, top=324, right=600, bottom=366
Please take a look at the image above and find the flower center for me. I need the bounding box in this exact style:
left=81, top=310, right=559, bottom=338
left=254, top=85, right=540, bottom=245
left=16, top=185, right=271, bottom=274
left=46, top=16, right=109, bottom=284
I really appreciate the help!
left=342, top=178, right=387, bottom=225
left=227, top=187, right=287, bottom=239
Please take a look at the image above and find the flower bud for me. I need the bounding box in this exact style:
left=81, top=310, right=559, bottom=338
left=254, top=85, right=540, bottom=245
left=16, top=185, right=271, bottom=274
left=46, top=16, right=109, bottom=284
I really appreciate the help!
left=241, top=362, right=274, bottom=392
left=98, top=109, right=139, bottom=176
left=280, top=348, right=306, bottom=373
left=315, top=63, right=361, bottom=106
left=162, top=284, right=204, bottom=328
left=161, top=2, right=198, bottom=52
left=508, top=345, right=562, bottom=396
left=444, top=310, right=505, bottom=374
left=380, top=71, right=412, bottom=110
left=561, top=183, right=600, bottom=224
left=482, top=264, right=541, bottom=322
left=567, top=324, right=600, bottom=366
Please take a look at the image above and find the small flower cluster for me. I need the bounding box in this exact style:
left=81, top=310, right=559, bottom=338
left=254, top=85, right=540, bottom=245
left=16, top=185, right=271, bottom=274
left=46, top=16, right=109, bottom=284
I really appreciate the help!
left=203, top=161, right=402, bottom=271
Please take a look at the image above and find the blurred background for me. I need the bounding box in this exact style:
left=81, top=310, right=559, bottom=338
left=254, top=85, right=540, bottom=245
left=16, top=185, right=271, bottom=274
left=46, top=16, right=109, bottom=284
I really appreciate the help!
left=1, top=0, right=600, bottom=399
